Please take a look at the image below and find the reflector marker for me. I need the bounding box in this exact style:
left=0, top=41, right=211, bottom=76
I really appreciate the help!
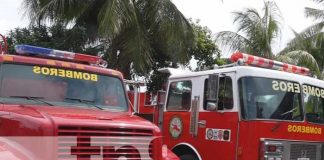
left=76, top=64, right=84, bottom=69
left=46, top=60, right=56, bottom=65
left=61, top=62, right=70, bottom=67
left=3, top=56, right=13, bottom=61
left=231, top=52, right=310, bottom=75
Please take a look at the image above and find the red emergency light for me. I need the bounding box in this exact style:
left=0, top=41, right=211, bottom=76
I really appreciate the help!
left=230, top=52, right=310, bottom=76
left=14, top=45, right=108, bottom=67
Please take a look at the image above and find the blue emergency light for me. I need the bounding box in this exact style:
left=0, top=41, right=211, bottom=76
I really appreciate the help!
left=15, top=45, right=75, bottom=59
left=14, top=44, right=107, bottom=67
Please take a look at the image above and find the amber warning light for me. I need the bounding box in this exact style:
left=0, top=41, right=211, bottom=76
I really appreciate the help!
left=15, top=44, right=108, bottom=67
left=230, top=52, right=310, bottom=76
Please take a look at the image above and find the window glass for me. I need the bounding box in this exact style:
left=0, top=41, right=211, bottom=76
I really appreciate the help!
left=0, top=64, right=128, bottom=111
left=303, top=84, right=324, bottom=124
left=238, top=77, right=303, bottom=121
left=203, top=76, right=233, bottom=110
left=166, top=81, right=192, bottom=111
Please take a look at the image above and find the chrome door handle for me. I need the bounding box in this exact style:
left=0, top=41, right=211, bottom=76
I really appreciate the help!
left=198, top=120, right=206, bottom=128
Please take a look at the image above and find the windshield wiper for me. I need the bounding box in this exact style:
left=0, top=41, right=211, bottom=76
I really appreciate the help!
left=65, top=97, right=104, bottom=110
left=10, top=96, right=54, bottom=106
left=272, top=107, right=298, bottom=132
left=280, top=107, right=297, bottom=117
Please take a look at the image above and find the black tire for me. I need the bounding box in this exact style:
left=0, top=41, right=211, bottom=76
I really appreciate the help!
left=179, top=154, right=199, bottom=160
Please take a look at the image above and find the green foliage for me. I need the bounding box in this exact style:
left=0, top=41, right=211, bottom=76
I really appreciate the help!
left=146, top=20, right=223, bottom=92
left=280, top=0, right=324, bottom=77
left=215, top=1, right=282, bottom=58
left=21, top=0, right=223, bottom=92
left=279, top=23, right=324, bottom=74
left=305, top=0, right=324, bottom=21
left=146, top=48, right=177, bottom=93
left=280, top=23, right=324, bottom=54
left=22, top=0, right=196, bottom=79
left=189, top=19, right=221, bottom=71
left=214, top=0, right=322, bottom=78
left=6, top=24, right=100, bottom=55
left=276, top=50, right=321, bottom=78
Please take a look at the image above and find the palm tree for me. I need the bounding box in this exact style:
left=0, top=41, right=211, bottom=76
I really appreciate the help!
left=279, top=23, right=324, bottom=71
left=305, top=0, right=324, bottom=22
left=215, top=1, right=282, bottom=58
left=279, top=0, right=324, bottom=77
left=215, top=0, right=322, bottom=77
left=22, top=0, right=195, bottom=79
left=276, top=50, right=321, bottom=78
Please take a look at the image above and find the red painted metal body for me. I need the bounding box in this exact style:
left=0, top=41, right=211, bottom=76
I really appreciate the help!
left=0, top=53, right=177, bottom=160
left=132, top=62, right=324, bottom=160
left=128, top=92, right=155, bottom=115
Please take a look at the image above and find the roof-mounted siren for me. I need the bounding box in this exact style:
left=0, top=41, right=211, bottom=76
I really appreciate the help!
left=230, top=52, right=310, bottom=76
left=15, top=45, right=108, bottom=67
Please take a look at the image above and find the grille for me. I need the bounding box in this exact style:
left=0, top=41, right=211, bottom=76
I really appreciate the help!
left=57, top=126, right=154, bottom=160
left=290, top=143, right=317, bottom=160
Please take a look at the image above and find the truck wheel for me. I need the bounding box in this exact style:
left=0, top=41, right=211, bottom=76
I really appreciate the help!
left=179, top=154, right=199, bottom=160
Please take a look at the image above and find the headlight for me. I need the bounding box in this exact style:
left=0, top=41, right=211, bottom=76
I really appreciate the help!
left=260, top=140, right=284, bottom=160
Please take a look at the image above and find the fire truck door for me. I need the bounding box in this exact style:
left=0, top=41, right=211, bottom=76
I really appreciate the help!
left=195, top=72, right=238, bottom=160
left=162, top=79, right=195, bottom=144
left=163, top=72, right=239, bottom=160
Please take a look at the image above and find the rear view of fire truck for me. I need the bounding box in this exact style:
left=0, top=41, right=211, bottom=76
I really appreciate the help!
left=157, top=52, right=324, bottom=160
left=0, top=34, right=178, bottom=160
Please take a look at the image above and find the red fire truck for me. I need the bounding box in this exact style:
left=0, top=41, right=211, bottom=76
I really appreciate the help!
left=131, top=53, right=324, bottom=160
left=0, top=35, right=178, bottom=160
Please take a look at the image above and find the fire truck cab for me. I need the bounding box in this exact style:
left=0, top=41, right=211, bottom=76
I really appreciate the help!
left=0, top=38, right=178, bottom=160
left=158, top=53, right=324, bottom=160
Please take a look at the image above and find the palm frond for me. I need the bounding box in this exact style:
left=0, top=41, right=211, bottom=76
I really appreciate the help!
left=214, top=31, right=250, bottom=55
left=152, top=0, right=195, bottom=63
left=277, top=50, right=321, bottom=77
left=262, top=1, right=282, bottom=57
left=233, top=8, right=262, bottom=35
left=23, top=0, right=94, bottom=24
left=263, top=1, right=282, bottom=38
left=98, top=0, right=136, bottom=38
left=281, top=22, right=324, bottom=53
left=112, top=24, right=153, bottom=75
left=216, top=1, right=282, bottom=58
left=22, top=0, right=196, bottom=77
left=136, top=0, right=160, bottom=29
left=311, top=0, right=324, bottom=3
left=275, top=55, right=294, bottom=64
left=305, top=7, right=324, bottom=21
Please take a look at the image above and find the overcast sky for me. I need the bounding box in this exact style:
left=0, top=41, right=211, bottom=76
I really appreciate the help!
left=0, top=0, right=320, bottom=54
left=172, top=0, right=319, bottom=54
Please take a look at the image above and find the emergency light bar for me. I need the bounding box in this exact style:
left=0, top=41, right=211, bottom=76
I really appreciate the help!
left=230, top=52, right=310, bottom=75
left=14, top=45, right=108, bottom=67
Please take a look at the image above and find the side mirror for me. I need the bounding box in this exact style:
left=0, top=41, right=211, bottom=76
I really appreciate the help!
left=145, top=92, right=157, bottom=106
left=207, top=102, right=217, bottom=111
left=157, top=90, right=166, bottom=107
left=207, top=74, right=219, bottom=111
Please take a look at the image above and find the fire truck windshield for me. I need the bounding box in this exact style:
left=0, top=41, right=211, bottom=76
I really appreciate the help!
left=0, top=64, right=128, bottom=111
left=303, top=84, right=324, bottom=124
left=239, top=77, right=303, bottom=121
